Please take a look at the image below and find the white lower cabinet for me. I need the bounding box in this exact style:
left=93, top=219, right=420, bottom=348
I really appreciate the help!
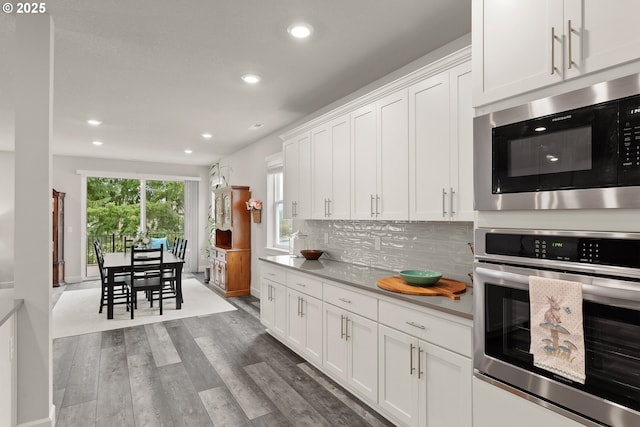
left=379, top=325, right=472, bottom=427
left=323, top=302, right=378, bottom=403
left=260, top=278, right=286, bottom=339
left=286, top=288, right=322, bottom=365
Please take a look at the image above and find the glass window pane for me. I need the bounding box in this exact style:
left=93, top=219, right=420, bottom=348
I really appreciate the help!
left=145, top=180, right=184, bottom=245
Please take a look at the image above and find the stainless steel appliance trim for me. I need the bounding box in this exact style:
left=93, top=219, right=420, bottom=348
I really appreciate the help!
left=474, top=71, right=640, bottom=211
left=475, top=228, right=640, bottom=280
left=474, top=371, right=604, bottom=427
left=474, top=252, right=640, bottom=426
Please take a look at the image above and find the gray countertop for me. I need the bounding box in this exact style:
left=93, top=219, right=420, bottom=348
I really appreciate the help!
left=0, top=289, right=24, bottom=327
left=260, top=255, right=473, bottom=320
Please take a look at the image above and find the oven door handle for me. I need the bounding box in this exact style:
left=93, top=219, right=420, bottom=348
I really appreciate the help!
left=476, top=266, right=640, bottom=308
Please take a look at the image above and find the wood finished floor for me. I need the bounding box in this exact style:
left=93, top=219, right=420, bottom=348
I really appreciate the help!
left=53, top=276, right=394, bottom=426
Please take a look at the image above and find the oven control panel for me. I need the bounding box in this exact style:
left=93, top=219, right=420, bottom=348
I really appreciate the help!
left=486, top=233, right=640, bottom=269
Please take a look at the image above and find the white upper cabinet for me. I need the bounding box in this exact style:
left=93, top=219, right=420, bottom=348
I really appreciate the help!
left=409, top=61, right=473, bottom=221
left=283, top=132, right=311, bottom=219
left=474, top=0, right=640, bottom=106
left=311, top=114, right=351, bottom=220
left=351, top=91, right=409, bottom=220
left=351, top=103, right=379, bottom=220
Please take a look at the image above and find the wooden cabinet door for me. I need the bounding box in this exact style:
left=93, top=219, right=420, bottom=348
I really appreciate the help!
left=473, top=0, right=563, bottom=105
left=565, top=0, right=640, bottom=80
left=351, top=103, right=378, bottom=220
left=421, top=341, right=472, bottom=427
left=302, top=294, right=323, bottom=365
left=323, top=303, right=348, bottom=380
left=346, top=312, right=378, bottom=403
left=378, top=325, right=420, bottom=427
left=283, top=138, right=299, bottom=219
left=311, top=124, right=332, bottom=219
left=330, top=114, right=351, bottom=219
left=377, top=89, right=409, bottom=220
left=409, top=72, right=451, bottom=221
left=449, top=61, right=474, bottom=221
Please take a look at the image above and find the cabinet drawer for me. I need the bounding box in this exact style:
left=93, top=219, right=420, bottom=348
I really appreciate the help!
left=261, top=263, right=286, bottom=284
left=379, top=300, right=471, bottom=357
left=286, top=272, right=323, bottom=299
left=323, top=282, right=378, bottom=321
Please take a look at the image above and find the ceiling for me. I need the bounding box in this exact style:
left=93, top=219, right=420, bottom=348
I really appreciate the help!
left=0, top=0, right=471, bottom=166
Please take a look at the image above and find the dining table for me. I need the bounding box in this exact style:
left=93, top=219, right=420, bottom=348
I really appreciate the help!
left=102, top=251, right=185, bottom=319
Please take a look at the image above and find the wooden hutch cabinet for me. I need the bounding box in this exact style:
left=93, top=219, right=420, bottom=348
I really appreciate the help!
left=211, top=186, right=251, bottom=297
left=52, top=189, right=65, bottom=287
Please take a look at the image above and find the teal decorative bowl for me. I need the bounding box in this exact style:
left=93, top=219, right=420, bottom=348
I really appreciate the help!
left=399, top=270, right=442, bottom=286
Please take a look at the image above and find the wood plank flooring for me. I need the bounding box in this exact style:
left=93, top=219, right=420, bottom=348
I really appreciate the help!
left=53, top=276, right=394, bottom=426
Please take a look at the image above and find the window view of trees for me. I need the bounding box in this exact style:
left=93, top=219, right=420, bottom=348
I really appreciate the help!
left=86, top=177, right=184, bottom=266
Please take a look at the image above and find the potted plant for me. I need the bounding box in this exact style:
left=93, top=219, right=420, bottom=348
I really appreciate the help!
left=201, top=213, right=215, bottom=283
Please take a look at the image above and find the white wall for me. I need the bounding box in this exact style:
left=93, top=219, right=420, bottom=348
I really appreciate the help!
left=0, top=152, right=15, bottom=286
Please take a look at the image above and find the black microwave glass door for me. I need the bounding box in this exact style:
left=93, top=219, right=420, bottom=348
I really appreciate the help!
left=492, top=101, right=619, bottom=194
left=484, top=283, right=640, bottom=412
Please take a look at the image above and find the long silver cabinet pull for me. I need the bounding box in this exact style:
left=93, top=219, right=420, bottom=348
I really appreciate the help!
left=370, top=194, right=375, bottom=217
left=442, top=188, right=447, bottom=217
left=409, top=343, right=416, bottom=375
left=297, top=296, right=301, bottom=316
left=568, top=20, right=574, bottom=69
left=418, top=346, right=424, bottom=379
left=268, top=284, right=272, bottom=301
left=338, top=298, right=352, bottom=304
left=345, top=317, right=351, bottom=341
left=406, top=321, right=426, bottom=330
left=376, top=195, right=381, bottom=217
left=340, top=314, right=345, bottom=339
left=300, top=297, right=304, bottom=317
left=551, top=27, right=555, bottom=74
left=327, top=198, right=331, bottom=217
left=450, top=187, right=455, bottom=217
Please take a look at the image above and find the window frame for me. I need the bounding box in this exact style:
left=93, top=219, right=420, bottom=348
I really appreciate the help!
left=266, top=156, right=291, bottom=251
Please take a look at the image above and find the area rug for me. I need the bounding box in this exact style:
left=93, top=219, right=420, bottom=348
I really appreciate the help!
left=53, top=279, right=236, bottom=338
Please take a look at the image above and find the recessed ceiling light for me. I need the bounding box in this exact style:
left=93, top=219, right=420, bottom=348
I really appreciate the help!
left=241, top=74, right=261, bottom=84
left=87, top=119, right=102, bottom=126
left=184, top=149, right=193, bottom=154
left=534, top=126, right=546, bottom=132
left=248, top=123, right=263, bottom=130
left=287, top=23, right=313, bottom=39
left=92, top=140, right=103, bottom=146
left=201, top=133, right=213, bottom=139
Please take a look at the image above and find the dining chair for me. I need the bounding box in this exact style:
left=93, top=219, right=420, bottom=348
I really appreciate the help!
left=125, top=247, right=164, bottom=319
left=171, top=237, right=178, bottom=254
left=123, top=236, right=134, bottom=254
left=94, top=240, right=129, bottom=314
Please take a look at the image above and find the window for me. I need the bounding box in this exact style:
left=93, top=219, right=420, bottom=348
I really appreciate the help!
left=267, top=162, right=291, bottom=250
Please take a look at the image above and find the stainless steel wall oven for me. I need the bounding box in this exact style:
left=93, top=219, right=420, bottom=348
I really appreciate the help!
left=474, top=72, right=640, bottom=210
left=474, top=228, right=640, bottom=426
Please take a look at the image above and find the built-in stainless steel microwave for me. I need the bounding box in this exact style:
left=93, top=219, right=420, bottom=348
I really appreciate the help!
left=474, top=72, right=640, bottom=210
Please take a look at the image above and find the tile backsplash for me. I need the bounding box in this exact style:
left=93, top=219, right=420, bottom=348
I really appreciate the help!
left=298, top=220, right=474, bottom=285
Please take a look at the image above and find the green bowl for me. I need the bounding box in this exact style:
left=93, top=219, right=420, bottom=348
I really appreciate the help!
left=399, top=270, right=442, bottom=286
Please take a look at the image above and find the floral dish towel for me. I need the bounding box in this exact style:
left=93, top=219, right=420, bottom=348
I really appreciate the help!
left=529, top=275, right=585, bottom=384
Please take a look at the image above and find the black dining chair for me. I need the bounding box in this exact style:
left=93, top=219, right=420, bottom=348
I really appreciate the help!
left=94, top=240, right=129, bottom=314
left=125, top=247, right=164, bottom=319
left=123, top=236, right=134, bottom=254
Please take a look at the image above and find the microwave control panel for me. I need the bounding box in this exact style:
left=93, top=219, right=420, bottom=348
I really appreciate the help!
left=486, top=233, right=640, bottom=269
left=619, top=96, right=640, bottom=182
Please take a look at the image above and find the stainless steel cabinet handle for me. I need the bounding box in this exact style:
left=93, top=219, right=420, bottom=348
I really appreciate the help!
left=418, top=346, right=424, bottom=379
left=550, top=27, right=561, bottom=75
left=296, top=282, right=306, bottom=287
left=300, top=297, right=304, bottom=317
left=568, top=20, right=574, bottom=69
left=340, top=314, right=345, bottom=339
left=324, top=198, right=328, bottom=217
left=442, top=188, right=447, bottom=217
left=345, top=317, right=351, bottom=341
left=406, top=321, right=426, bottom=330
left=409, top=343, right=416, bottom=375
left=370, top=194, right=375, bottom=217
left=327, top=198, right=331, bottom=217
left=268, top=284, right=272, bottom=301
left=450, top=187, right=455, bottom=217
left=297, top=296, right=301, bottom=316
left=338, top=298, right=352, bottom=304
left=376, top=195, right=381, bottom=217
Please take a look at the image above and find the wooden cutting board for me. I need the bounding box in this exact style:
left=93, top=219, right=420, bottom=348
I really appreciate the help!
left=377, top=276, right=467, bottom=300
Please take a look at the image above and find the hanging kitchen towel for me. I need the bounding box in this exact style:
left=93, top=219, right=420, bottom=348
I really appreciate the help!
left=529, top=276, right=585, bottom=384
